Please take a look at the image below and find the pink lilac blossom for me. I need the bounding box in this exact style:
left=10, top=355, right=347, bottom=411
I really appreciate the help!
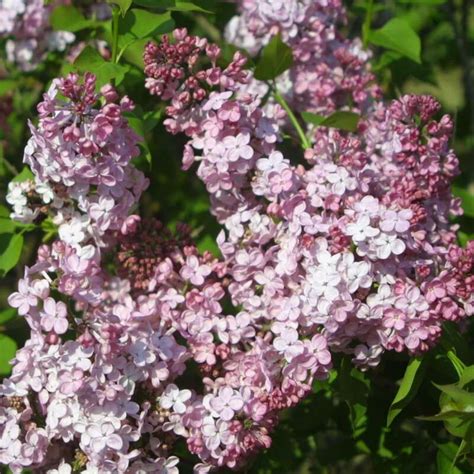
left=2, top=9, right=474, bottom=474
left=142, top=28, right=473, bottom=466
left=1, top=74, right=154, bottom=471
left=7, top=72, right=147, bottom=253
left=225, top=0, right=381, bottom=115
left=2, top=74, right=333, bottom=474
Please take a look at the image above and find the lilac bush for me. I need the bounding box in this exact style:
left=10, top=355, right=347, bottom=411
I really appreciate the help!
left=0, top=0, right=473, bottom=473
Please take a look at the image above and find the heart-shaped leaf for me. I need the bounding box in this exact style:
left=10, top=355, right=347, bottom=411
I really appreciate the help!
left=369, top=18, right=421, bottom=64
left=0, top=233, right=24, bottom=276
left=254, top=34, right=293, bottom=81
left=0, top=334, right=17, bottom=375
left=74, top=46, right=130, bottom=87
left=50, top=5, right=99, bottom=32
left=302, top=111, right=361, bottom=132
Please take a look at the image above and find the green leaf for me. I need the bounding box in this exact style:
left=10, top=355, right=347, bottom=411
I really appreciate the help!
left=0, top=205, right=9, bottom=218
left=0, top=203, right=35, bottom=234
left=320, top=111, right=360, bottom=132
left=254, top=34, right=293, bottom=81
left=453, top=187, right=474, bottom=218
left=124, top=111, right=152, bottom=165
left=437, top=442, right=465, bottom=474
left=143, top=108, right=164, bottom=132
left=369, top=18, right=422, bottom=64
left=436, top=383, right=474, bottom=410
left=435, top=397, right=474, bottom=437
left=387, top=356, right=427, bottom=426
left=0, top=308, right=16, bottom=324
left=74, top=46, right=129, bottom=87
left=441, top=322, right=473, bottom=366
left=108, top=0, right=133, bottom=15
left=197, top=234, right=219, bottom=256
left=132, top=0, right=164, bottom=7
left=338, top=358, right=370, bottom=438
left=172, top=0, right=213, bottom=12
left=74, top=45, right=106, bottom=70
left=0, top=217, right=35, bottom=234
left=0, top=80, right=16, bottom=96
left=418, top=410, right=474, bottom=422
left=301, top=110, right=360, bottom=132
left=460, top=366, right=474, bottom=388
left=0, top=218, right=16, bottom=234
left=458, top=232, right=474, bottom=247
left=125, top=112, right=146, bottom=136
left=301, top=112, right=325, bottom=126
left=133, top=0, right=214, bottom=12
left=373, top=50, right=403, bottom=71
left=12, top=167, right=34, bottom=183
left=121, top=38, right=148, bottom=69
left=119, top=9, right=175, bottom=44
left=50, top=5, right=98, bottom=32
left=0, top=233, right=24, bottom=275
left=0, top=334, right=17, bottom=375
left=398, top=0, right=446, bottom=3
left=40, top=218, right=58, bottom=243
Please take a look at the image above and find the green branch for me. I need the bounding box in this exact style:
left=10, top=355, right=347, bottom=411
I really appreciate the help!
left=111, top=5, right=120, bottom=64
left=273, top=89, right=311, bottom=150
left=362, top=0, right=374, bottom=49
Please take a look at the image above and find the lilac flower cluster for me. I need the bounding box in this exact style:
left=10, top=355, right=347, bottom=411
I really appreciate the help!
left=1, top=74, right=162, bottom=472
left=2, top=71, right=333, bottom=473
left=143, top=28, right=250, bottom=133
left=139, top=30, right=474, bottom=467
left=2, top=68, right=327, bottom=472
left=225, top=0, right=381, bottom=114
left=145, top=28, right=473, bottom=368
left=7, top=72, right=147, bottom=243
left=1, top=6, right=473, bottom=474
left=0, top=0, right=74, bottom=71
